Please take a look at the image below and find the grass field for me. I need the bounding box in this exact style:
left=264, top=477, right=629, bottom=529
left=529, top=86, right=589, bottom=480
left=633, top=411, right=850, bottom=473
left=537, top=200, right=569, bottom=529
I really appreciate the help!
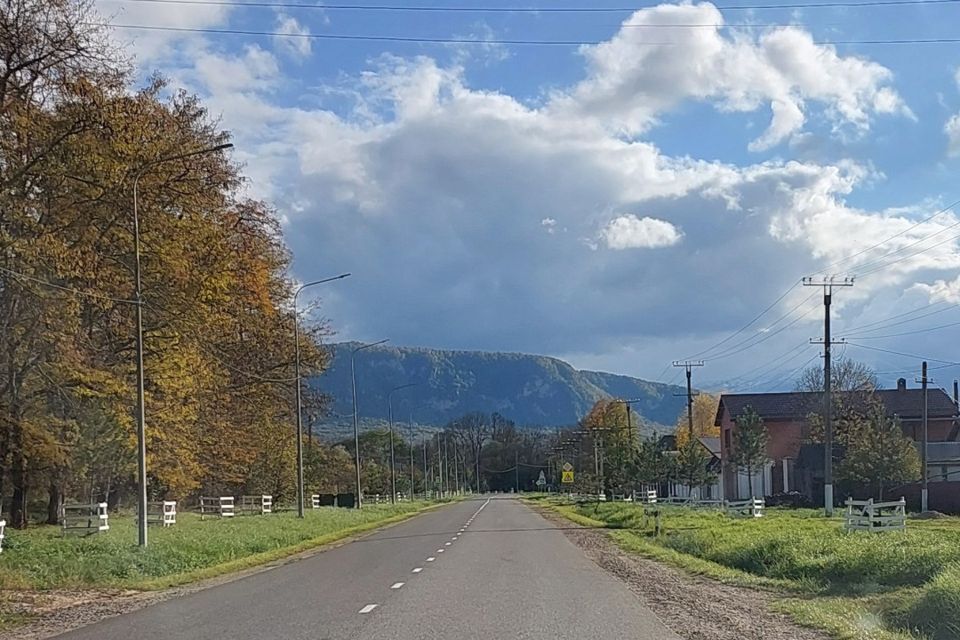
left=0, top=501, right=444, bottom=591
left=536, top=498, right=960, bottom=640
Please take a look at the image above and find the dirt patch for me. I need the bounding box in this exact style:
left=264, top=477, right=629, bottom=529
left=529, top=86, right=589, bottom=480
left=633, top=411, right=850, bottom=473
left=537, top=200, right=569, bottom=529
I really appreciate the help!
left=0, top=590, right=163, bottom=640
left=535, top=507, right=828, bottom=640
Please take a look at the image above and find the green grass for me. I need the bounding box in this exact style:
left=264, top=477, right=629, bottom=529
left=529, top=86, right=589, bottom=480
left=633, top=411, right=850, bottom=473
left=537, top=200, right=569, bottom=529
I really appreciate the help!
left=0, top=501, right=444, bottom=591
left=539, top=499, right=960, bottom=640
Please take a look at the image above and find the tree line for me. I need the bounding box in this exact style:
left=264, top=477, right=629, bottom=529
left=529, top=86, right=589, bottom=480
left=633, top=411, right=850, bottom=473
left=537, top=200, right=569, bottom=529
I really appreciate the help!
left=0, top=0, right=330, bottom=527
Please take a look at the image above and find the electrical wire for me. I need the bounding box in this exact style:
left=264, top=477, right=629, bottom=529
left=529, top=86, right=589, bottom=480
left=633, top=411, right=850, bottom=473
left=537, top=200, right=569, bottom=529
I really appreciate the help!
left=115, top=0, right=960, bottom=12
left=816, top=198, right=960, bottom=276
left=841, top=302, right=960, bottom=336
left=842, top=317, right=960, bottom=340
left=702, top=291, right=819, bottom=362
left=683, top=279, right=801, bottom=360
left=845, top=342, right=960, bottom=367
left=102, top=23, right=960, bottom=46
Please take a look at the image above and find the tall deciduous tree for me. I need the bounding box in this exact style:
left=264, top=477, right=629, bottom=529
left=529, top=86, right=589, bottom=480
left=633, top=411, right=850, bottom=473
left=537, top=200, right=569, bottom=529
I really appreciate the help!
left=674, top=393, right=721, bottom=448
left=839, top=400, right=921, bottom=500
left=730, top=406, right=769, bottom=499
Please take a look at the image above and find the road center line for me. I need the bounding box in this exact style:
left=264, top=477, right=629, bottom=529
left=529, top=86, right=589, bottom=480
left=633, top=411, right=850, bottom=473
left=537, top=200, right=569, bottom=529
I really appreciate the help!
left=427, top=557, right=435, bottom=562
left=359, top=604, right=378, bottom=614
left=437, top=549, right=444, bottom=553
left=391, top=582, right=405, bottom=589
left=412, top=567, right=423, bottom=573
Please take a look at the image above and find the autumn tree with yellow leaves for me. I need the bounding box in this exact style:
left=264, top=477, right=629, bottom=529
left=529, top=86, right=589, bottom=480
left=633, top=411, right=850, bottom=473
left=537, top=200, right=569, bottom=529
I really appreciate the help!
left=0, top=0, right=332, bottom=527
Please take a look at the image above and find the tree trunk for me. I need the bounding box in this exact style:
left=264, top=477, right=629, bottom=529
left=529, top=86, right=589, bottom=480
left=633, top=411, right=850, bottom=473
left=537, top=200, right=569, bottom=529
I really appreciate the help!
left=746, top=464, right=754, bottom=499
left=10, top=450, right=28, bottom=528
left=46, top=480, right=62, bottom=525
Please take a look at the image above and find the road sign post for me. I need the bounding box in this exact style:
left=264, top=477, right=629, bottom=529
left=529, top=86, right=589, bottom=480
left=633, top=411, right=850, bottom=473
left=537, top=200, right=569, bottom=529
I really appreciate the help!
left=561, top=461, right=574, bottom=485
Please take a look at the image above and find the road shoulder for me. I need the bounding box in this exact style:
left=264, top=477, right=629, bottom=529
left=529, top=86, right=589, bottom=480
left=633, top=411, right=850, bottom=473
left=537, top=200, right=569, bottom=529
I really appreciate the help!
left=533, top=504, right=829, bottom=640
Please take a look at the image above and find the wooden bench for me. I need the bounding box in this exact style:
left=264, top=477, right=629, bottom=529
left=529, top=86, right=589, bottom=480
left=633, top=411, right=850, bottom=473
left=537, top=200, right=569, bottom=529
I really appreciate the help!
left=199, top=496, right=235, bottom=520
left=725, top=497, right=765, bottom=518
left=844, top=498, right=906, bottom=532
left=146, top=501, right=177, bottom=527
left=239, top=495, right=273, bottom=515
left=62, top=503, right=109, bottom=536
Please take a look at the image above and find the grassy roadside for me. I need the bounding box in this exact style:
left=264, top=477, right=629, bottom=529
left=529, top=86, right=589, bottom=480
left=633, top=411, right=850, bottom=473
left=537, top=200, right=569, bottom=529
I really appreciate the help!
left=0, top=501, right=449, bottom=592
left=531, top=497, right=960, bottom=640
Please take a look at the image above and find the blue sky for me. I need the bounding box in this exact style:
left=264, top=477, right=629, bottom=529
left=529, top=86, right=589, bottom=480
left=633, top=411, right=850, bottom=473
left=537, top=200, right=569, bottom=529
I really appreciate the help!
left=99, top=0, right=960, bottom=391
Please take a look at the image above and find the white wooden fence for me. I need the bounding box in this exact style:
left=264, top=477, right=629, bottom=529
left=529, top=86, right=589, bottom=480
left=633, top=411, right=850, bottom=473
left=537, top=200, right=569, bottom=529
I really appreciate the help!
left=239, top=495, right=273, bottom=515
left=62, top=502, right=109, bottom=536
left=725, top=497, right=765, bottom=518
left=199, top=496, right=235, bottom=519
left=311, top=494, right=321, bottom=509
left=146, top=501, right=177, bottom=527
left=641, top=490, right=658, bottom=504
left=0, top=519, right=5, bottom=553
left=844, top=498, right=906, bottom=532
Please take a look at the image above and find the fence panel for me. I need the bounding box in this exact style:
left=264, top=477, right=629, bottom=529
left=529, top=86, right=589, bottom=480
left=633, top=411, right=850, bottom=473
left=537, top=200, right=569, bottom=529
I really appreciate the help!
left=844, top=498, right=906, bottom=532
left=62, top=503, right=109, bottom=536
left=0, top=519, right=5, bottom=553
left=725, top=498, right=765, bottom=518
left=146, top=501, right=177, bottom=527
left=200, top=496, right=235, bottom=520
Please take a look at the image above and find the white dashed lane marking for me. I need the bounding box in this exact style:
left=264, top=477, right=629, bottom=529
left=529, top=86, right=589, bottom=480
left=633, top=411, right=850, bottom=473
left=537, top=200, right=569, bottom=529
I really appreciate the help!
left=391, top=582, right=405, bottom=590
left=444, top=542, right=451, bottom=546
left=427, top=557, right=435, bottom=562
left=437, top=549, right=444, bottom=553
left=412, top=567, right=423, bottom=573
left=359, top=604, right=378, bottom=614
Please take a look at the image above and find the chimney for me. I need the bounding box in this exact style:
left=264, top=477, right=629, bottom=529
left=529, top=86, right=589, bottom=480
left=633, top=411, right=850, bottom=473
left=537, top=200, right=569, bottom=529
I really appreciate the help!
left=897, top=378, right=907, bottom=392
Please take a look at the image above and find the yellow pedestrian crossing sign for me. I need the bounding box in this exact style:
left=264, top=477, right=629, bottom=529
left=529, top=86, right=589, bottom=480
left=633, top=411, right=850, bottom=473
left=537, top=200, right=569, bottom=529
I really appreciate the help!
left=561, top=461, right=574, bottom=484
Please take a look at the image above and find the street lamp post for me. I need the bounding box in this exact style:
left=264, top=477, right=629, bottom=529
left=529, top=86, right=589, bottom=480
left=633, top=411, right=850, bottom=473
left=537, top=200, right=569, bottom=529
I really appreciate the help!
left=292, top=274, right=351, bottom=518
left=132, top=142, right=232, bottom=548
left=387, top=383, right=418, bottom=504
left=351, top=339, right=389, bottom=508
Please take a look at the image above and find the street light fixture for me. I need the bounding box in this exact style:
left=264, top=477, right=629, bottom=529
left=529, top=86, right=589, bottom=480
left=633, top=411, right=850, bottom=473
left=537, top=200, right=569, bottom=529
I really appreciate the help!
left=132, top=142, right=233, bottom=548
left=351, top=339, right=389, bottom=508
left=292, top=274, right=351, bottom=518
left=387, top=383, right=419, bottom=504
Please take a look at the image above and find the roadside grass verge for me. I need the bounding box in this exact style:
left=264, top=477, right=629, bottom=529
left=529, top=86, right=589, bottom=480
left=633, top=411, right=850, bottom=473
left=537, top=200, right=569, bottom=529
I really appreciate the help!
left=536, top=497, right=960, bottom=640
left=0, top=501, right=445, bottom=591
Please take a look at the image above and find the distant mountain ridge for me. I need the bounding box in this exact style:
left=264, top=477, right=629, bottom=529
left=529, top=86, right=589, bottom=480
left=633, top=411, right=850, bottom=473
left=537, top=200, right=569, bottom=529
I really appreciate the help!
left=310, top=343, right=687, bottom=433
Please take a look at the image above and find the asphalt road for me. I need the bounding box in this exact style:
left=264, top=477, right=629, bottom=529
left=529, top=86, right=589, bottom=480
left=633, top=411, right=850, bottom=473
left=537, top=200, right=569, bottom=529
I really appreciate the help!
left=57, top=497, right=678, bottom=640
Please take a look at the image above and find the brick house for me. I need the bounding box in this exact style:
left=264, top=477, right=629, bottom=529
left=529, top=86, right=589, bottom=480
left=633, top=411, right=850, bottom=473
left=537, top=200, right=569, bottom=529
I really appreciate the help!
left=715, top=378, right=958, bottom=502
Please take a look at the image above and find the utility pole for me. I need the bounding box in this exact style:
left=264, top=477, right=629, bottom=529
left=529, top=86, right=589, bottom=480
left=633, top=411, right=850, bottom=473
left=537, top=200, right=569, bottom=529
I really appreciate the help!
left=917, top=362, right=930, bottom=512
left=805, top=275, right=853, bottom=517
left=515, top=449, right=520, bottom=494
left=422, top=440, right=429, bottom=498
left=673, top=361, right=704, bottom=440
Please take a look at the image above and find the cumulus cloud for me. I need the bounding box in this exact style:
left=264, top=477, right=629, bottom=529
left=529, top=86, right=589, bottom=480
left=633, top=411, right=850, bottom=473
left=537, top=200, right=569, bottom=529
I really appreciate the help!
left=96, top=0, right=230, bottom=63
left=126, top=3, right=959, bottom=380
left=274, top=14, right=312, bottom=60
left=555, top=3, right=909, bottom=150
left=600, top=215, right=683, bottom=249
left=948, top=114, right=960, bottom=157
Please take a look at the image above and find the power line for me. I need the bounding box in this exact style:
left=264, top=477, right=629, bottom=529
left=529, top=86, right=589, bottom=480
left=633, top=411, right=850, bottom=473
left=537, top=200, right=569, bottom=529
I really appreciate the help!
left=102, top=23, right=960, bottom=46
left=845, top=342, right=960, bottom=367
left=683, top=279, right=800, bottom=360
left=115, top=0, right=960, bottom=11
left=837, top=300, right=948, bottom=334
left=843, top=317, right=960, bottom=340
left=842, top=302, right=960, bottom=336
left=816, top=198, right=960, bottom=275
left=702, top=291, right=819, bottom=362
left=0, top=265, right=137, bottom=305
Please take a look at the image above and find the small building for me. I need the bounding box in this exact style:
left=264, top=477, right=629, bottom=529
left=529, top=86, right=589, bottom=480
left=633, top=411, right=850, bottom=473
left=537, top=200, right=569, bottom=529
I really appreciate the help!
left=715, top=379, right=958, bottom=502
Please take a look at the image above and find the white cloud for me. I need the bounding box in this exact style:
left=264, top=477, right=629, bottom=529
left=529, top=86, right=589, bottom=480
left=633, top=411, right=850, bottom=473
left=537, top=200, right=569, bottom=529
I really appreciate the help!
left=135, top=4, right=959, bottom=379
left=97, top=0, right=230, bottom=63
left=947, top=113, right=960, bottom=157
left=600, top=215, right=683, bottom=249
left=274, top=14, right=312, bottom=60
left=554, top=3, right=909, bottom=150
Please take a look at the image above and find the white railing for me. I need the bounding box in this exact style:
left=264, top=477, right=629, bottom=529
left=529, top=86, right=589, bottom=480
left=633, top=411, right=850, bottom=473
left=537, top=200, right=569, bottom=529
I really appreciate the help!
left=692, top=499, right=725, bottom=509
left=659, top=496, right=694, bottom=506
left=146, top=501, right=177, bottom=527
left=240, top=495, right=273, bottom=515
left=311, top=494, right=320, bottom=509
left=62, top=502, right=109, bottom=536
left=200, top=496, right=235, bottom=519
left=641, top=490, right=658, bottom=504
left=0, top=519, right=5, bottom=553
left=725, top=497, right=765, bottom=518
left=844, top=498, right=906, bottom=532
